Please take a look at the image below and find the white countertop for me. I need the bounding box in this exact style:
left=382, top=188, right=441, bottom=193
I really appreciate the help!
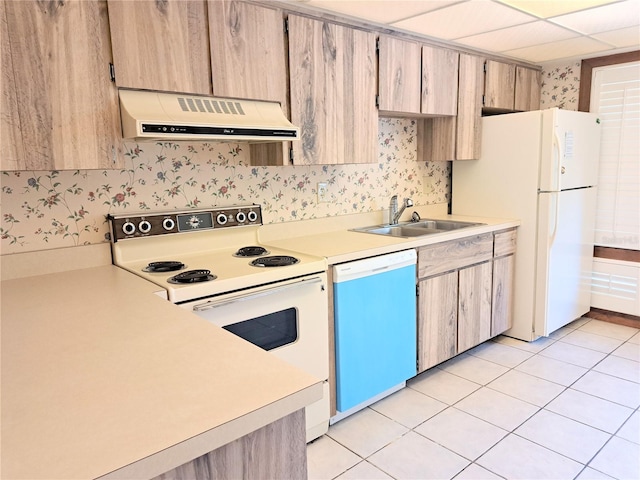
left=1, top=263, right=321, bottom=479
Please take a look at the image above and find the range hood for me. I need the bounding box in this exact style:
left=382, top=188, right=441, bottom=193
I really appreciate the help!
left=119, top=89, right=299, bottom=143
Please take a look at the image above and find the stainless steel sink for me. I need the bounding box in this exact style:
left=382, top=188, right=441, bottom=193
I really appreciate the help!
left=411, top=219, right=485, bottom=231
left=352, top=219, right=485, bottom=238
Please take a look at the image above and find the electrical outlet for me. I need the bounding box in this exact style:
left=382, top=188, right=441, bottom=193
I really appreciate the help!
left=317, top=182, right=328, bottom=203
left=423, top=176, right=434, bottom=194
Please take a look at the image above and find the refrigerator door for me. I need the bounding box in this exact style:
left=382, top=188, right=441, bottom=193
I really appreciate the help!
left=534, top=188, right=597, bottom=336
left=539, top=109, right=601, bottom=192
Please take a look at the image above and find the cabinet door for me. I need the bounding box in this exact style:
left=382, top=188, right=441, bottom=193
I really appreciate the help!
left=484, top=60, right=515, bottom=110
left=417, top=272, right=458, bottom=372
left=419, top=53, right=483, bottom=162
left=1, top=0, right=121, bottom=170
left=288, top=15, right=377, bottom=165
left=515, top=66, right=541, bottom=112
left=492, top=254, right=515, bottom=336
left=208, top=1, right=289, bottom=166
left=378, top=36, right=421, bottom=115
left=421, top=46, right=458, bottom=116
left=458, top=262, right=492, bottom=353
left=107, top=0, right=211, bottom=94
left=209, top=1, right=287, bottom=108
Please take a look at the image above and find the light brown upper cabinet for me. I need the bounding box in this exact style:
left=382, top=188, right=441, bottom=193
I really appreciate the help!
left=515, top=66, right=541, bottom=111
left=421, top=46, right=459, bottom=116
left=378, top=39, right=458, bottom=117
left=418, top=54, right=483, bottom=161
left=208, top=1, right=289, bottom=166
left=1, top=0, right=122, bottom=171
left=288, top=15, right=377, bottom=165
left=107, top=0, right=212, bottom=95
left=483, top=60, right=516, bottom=111
left=378, top=36, right=422, bottom=115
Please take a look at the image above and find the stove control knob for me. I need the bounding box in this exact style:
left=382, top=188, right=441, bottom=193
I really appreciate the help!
left=236, top=211, right=247, bottom=223
left=216, top=213, right=228, bottom=225
left=139, top=220, right=152, bottom=234
left=247, top=210, right=258, bottom=222
left=122, top=221, right=136, bottom=236
left=162, top=218, right=176, bottom=231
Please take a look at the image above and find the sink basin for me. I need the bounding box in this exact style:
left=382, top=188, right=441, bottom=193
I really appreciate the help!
left=358, top=225, right=443, bottom=237
left=411, top=219, right=485, bottom=231
left=352, top=219, right=485, bottom=238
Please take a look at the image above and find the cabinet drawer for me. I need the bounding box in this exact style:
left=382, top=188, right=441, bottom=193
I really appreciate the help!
left=418, top=233, right=493, bottom=278
left=494, top=228, right=517, bottom=257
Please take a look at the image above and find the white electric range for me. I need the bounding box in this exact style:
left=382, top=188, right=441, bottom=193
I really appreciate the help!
left=107, top=205, right=330, bottom=442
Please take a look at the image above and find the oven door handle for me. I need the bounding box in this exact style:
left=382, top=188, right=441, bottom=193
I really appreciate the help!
left=192, top=276, right=324, bottom=312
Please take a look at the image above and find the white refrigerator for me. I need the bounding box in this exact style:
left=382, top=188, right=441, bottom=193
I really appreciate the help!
left=452, top=108, right=602, bottom=341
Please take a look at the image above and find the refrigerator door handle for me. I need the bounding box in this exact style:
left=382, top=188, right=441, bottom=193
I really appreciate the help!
left=551, top=131, right=562, bottom=191
left=549, top=192, right=560, bottom=245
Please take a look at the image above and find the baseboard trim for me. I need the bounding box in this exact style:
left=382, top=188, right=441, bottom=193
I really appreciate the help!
left=586, top=307, right=640, bottom=329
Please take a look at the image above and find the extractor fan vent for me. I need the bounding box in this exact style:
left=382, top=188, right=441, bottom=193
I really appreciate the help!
left=176, top=97, right=246, bottom=116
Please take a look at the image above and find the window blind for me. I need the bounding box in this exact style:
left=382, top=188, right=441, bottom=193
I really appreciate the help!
left=589, top=61, right=640, bottom=251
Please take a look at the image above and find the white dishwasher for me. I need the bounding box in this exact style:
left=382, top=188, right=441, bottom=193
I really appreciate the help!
left=332, top=249, right=417, bottom=423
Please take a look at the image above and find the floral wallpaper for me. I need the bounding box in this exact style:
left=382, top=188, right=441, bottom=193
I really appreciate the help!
left=540, top=59, right=582, bottom=111
left=1, top=118, right=451, bottom=254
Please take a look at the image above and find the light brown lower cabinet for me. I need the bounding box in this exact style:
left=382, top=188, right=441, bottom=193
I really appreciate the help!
left=152, top=409, right=307, bottom=480
left=417, top=229, right=517, bottom=372
left=491, top=229, right=517, bottom=336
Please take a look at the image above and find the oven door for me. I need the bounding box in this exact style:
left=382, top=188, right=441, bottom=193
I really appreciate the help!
left=180, top=272, right=330, bottom=442
left=179, top=272, right=329, bottom=382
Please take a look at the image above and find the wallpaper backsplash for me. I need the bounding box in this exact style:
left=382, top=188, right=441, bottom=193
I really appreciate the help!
left=1, top=118, right=450, bottom=254
left=540, top=59, right=582, bottom=111
left=1, top=60, right=579, bottom=255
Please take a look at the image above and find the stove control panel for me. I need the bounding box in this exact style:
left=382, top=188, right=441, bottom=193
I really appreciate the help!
left=107, top=205, right=263, bottom=242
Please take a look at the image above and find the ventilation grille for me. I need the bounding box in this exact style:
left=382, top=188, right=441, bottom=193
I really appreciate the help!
left=176, top=97, right=246, bottom=116
left=591, top=258, right=640, bottom=316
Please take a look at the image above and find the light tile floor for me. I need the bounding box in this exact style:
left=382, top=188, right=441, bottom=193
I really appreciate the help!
left=308, top=318, right=640, bottom=479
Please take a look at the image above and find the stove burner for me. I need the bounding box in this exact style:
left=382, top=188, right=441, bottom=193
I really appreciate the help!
left=143, top=261, right=185, bottom=273
left=234, top=245, right=269, bottom=257
left=250, top=255, right=300, bottom=267
left=168, top=269, right=217, bottom=284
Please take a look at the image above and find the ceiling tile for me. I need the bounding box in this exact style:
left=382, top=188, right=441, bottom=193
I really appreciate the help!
left=592, top=26, right=640, bottom=48
left=549, top=0, right=640, bottom=34
left=455, top=20, right=579, bottom=52
left=496, top=0, right=621, bottom=19
left=391, top=0, right=536, bottom=40
left=304, top=0, right=454, bottom=24
left=503, top=36, right=612, bottom=62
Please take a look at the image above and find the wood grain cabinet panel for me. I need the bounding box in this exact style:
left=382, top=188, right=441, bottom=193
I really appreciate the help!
left=458, top=262, right=493, bottom=352
left=153, top=409, right=307, bottom=480
left=208, top=0, right=289, bottom=166
left=418, top=53, right=483, bottom=161
left=418, top=233, right=493, bottom=278
left=492, top=228, right=517, bottom=336
left=288, top=15, right=377, bottom=165
left=1, top=0, right=122, bottom=171
left=484, top=60, right=515, bottom=111
left=378, top=36, right=422, bottom=115
left=421, top=46, right=459, bottom=116
left=417, top=229, right=517, bottom=371
left=515, top=66, right=541, bottom=112
left=107, top=0, right=212, bottom=94
left=492, top=254, right=515, bottom=336
left=418, top=271, right=458, bottom=372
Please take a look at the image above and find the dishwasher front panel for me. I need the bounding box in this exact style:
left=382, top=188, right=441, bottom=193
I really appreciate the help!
left=333, top=256, right=416, bottom=413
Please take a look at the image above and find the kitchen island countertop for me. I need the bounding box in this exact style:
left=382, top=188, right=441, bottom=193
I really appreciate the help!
left=1, top=262, right=322, bottom=479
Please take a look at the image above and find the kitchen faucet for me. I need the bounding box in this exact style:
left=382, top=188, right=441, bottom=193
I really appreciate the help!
left=389, top=195, right=413, bottom=225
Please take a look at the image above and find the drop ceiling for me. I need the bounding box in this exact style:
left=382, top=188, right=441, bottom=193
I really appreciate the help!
left=290, top=0, right=640, bottom=64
